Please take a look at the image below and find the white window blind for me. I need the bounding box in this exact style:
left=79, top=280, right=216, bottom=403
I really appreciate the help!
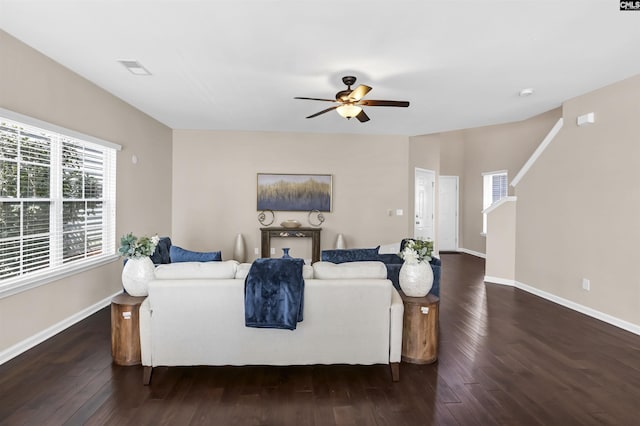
left=482, top=171, right=508, bottom=234
left=490, top=173, right=508, bottom=204
left=0, top=114, right=117, bottom=290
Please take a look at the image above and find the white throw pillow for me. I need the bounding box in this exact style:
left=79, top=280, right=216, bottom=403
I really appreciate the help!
left=234, top=262, right=314, bottom=279
left=235, top=263, right=253, bottom=279
left=154, top=260, right=238, bottom=279
left=313, top=261, right=387, bottom=280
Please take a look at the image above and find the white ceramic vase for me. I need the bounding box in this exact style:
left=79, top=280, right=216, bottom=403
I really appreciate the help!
left=399, top=260, right=434, bottom=297
left=122, top=256, right=155, bottom=296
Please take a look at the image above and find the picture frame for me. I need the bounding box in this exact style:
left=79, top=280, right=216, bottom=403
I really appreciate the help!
left=257, top=173, right=332, bottom=212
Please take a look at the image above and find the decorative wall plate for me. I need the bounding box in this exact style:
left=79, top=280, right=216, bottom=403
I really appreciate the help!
left=258, top=209, right=275, bottom=226
left=308, top=209, right=325, bottom=227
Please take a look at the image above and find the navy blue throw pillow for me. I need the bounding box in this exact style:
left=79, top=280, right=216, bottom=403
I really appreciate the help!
left=150, top=237, right=172, bottom=265
left=170, top=245, right=222, bottom=262
left=321, top=247, right=380, bottom=264
left=376, top=253, right=404, bottom=265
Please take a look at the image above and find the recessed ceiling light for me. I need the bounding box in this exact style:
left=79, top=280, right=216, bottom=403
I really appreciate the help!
left=118, top=60, right=152, bottom=76
left=519, top=88, right=534, bottom=97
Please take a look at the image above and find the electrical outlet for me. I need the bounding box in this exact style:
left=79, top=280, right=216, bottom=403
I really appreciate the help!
left=396, top=209, right=404, bottom=216
left=582, top=278, right=590, bottom=291
left=270, top=248, right=275, bottom=255
left=254, top=247, right=259, bottom=255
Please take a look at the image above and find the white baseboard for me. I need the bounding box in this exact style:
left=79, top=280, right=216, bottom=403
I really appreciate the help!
left=458, top=248, right=486, bottom=259
left=0, top=291, right=122, bottom=365
left=484, top=275, right=516, bottom=286
left=513, top=281, right=640, bottom=336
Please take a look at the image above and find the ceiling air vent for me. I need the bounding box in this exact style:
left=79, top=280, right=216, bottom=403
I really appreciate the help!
left=118, top=60, right=151, bottom=76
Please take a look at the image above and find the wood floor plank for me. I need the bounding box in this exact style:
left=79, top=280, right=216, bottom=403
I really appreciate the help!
left=3, top=253, right=640, bottom=425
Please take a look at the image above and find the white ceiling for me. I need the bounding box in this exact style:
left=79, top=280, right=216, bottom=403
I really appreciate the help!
left=1, top=0, right=639, bottom=136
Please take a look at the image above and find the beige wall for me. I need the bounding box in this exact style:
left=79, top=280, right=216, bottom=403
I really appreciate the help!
left=0, top=31, right=172, bottom=352
left=439, top=131, right=465, bottom=177
left=434, top=108, right=561, bottom=255
left=172, top=130, right=410, bottom=261
left=515, top=74, right=640, bottom=326
left=485, top=199, right=516, bottom=281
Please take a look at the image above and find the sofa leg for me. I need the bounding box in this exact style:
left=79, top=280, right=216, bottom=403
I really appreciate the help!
left=143, top=366, right=153, bottom=385
left=390, top=363, right=400, bottom=382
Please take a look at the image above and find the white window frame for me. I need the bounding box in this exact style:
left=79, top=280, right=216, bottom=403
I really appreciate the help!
left=0, top=108, right=121, bottom=299
left=482, top=170, right=508, bottom=235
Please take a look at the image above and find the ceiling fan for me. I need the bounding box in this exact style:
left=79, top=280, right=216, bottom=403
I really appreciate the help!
left=294, top=76, right=409, bottom=122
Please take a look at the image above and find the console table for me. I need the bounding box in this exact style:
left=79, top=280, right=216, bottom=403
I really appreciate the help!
left=260, top=227, right=322, bottom=263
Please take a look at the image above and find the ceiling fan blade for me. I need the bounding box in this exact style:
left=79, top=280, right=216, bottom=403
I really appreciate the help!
left=358, top=100, right=410, bottom=107
left=294, top=97, right=337, bottom=102
left=348, top=85, right=372, bottom=101
left=306, top=105, right=339, bottom=119
left=356, top=110, right=370, bottom=123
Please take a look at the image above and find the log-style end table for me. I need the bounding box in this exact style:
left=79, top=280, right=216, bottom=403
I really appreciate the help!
left=399, top=291, right=439, bottom=364
left=111, top=293, right=145, bottom=366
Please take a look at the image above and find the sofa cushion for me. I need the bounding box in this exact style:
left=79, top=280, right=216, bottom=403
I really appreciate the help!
left=154, top=260, right=238, bottom=279
left=378, top=242, right=401, bottom=254
left=235, top=263, right=252, bottom=279
left=170, top=245, right=222, bottom=263
left=321, top=247, right=380, bottom=263
left=150, top=237, right=172, bottom=265
left=313, top=261, right=387, bottom=280
left=235, top=262, right=314, bottom=279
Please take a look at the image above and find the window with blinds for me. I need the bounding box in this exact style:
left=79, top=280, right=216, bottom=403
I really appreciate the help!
left=0, top=114, right=117, bottom=287
left=482, top=170, right=508, bottom=234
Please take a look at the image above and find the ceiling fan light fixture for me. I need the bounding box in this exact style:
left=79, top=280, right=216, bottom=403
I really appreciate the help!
left=336, top=104, right=362, bottom=119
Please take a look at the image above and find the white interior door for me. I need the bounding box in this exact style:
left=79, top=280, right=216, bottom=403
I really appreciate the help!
left=414, top=168, right=435, bottom=241
left=438, top=175, right=459, bottom=251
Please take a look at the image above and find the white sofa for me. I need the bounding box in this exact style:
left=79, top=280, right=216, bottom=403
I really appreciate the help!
left=139, top=260, right=404, bottom=384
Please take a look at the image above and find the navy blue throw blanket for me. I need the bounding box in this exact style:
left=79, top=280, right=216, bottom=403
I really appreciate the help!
left=244, top=258, right=305, bottom=330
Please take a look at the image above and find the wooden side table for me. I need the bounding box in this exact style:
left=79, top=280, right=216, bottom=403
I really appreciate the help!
left=399, top=291, right=439, bottom=364
left=111, top=294, right=145, bottom=366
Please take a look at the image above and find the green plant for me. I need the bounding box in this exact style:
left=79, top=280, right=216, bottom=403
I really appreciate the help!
left=118, top=233, right=159, bottom=259
left=398, top=238, right=433, bottom=263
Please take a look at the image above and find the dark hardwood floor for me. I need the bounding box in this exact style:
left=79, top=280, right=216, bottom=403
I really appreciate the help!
left=2, top=253, right=640, bottom=425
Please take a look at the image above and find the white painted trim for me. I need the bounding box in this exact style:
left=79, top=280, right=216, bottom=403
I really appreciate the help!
left=511, top=118, right=564, bottom=187
left=482, top=169, right=508, bottom=176
left=491, top=279, right=640, bottom=336
left=482, top=196, right=517, bottom=215
left=458, top=248, right=486, bottom=259
left=484, top=276, right=516, bottom=286
left=0, top=291, right=123, bottom=365
left=515, top=281, right=640, bottom=336
left=0, top=107, right=122, bottom=151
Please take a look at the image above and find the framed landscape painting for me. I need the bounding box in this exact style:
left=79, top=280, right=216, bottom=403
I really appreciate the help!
left=257, top=173, right=332, bottom=212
